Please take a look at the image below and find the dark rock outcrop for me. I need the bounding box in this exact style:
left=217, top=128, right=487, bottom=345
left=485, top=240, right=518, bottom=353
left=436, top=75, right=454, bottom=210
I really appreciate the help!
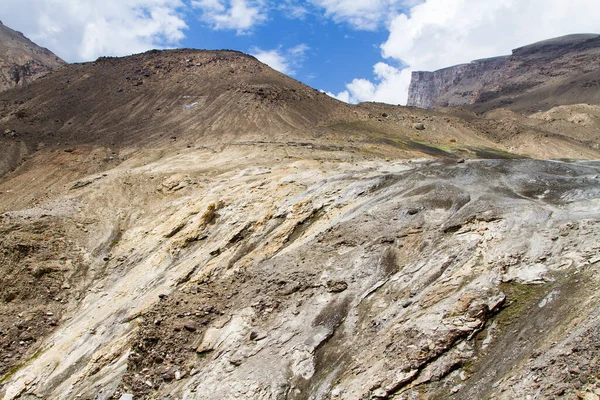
left=407, top=34, right=600, bottom=114
left=0, top=20, right=66, bottom=91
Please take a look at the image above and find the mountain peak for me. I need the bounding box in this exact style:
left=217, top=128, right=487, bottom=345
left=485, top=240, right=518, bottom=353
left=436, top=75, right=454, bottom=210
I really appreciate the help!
left=0, top=21, right=66, bottom=91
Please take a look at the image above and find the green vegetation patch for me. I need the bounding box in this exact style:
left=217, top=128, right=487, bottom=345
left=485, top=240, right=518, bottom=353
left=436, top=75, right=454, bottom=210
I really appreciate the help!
left=0, top=346, right=47, bottom=384
left=465, top=146, right=526, bottom=160
left=495, top=282, right=548, bottom=328
left=328, top=120, right=525, bottom=160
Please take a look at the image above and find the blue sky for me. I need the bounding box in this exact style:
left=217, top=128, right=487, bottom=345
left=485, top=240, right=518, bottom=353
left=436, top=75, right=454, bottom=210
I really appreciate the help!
left=2, top=0, right=600, bottom=104
left=180, top=8, right=391, bottom=97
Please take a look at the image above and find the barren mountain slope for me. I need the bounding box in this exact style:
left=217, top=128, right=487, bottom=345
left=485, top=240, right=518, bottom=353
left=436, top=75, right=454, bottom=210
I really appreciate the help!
left=0, top=49, right=357, bottom=149
left=0, top=47, right=599, bottom=400
left=0, top=21, right=66, bottom=91
left=408, top=34, right=600, bottom=114
left=1, top=47, right=600, bottom=178
left=0, top=48, right=372, bottom=179
left=354, top=102, right=600, bottom=160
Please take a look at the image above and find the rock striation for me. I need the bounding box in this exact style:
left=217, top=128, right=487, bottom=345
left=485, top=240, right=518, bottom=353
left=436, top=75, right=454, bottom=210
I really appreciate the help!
left=0, top=21, right=66, bottom=92
left=407, top=34, right=600, bottom=113
left=1, top=150, right=599, bottom=400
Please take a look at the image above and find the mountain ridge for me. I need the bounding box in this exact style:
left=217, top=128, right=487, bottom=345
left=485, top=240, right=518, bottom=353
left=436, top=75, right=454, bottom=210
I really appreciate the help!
left=0, top=48, right=356, bottom=147
left=407, top=33, right=600, bottom=113
left=0, top=20, right=66, bottom=91
left=2, top=45, right=599, bottom=178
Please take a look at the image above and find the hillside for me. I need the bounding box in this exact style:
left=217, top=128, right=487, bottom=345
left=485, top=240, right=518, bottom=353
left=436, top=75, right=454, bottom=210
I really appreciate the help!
left=0, top=43, right=599, bottom=400
left=0, top=49, right=355, bottom=148
left=407, top=34, right=600, bottom=114
left=0, top=21, right=66, bottom=92
left=1, top=47, right=599, bottom=180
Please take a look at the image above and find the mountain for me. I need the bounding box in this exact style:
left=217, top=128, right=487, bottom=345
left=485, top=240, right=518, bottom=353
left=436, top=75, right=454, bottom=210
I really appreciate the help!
left=0, top=45, right=600, bottom=400
left=1, top=47, right=598, bottom=178
left=0, top=21, right=66, bottom=91
left=407, top=34, right=600, bottom=114
left=0, top=48, right=353, bottom=148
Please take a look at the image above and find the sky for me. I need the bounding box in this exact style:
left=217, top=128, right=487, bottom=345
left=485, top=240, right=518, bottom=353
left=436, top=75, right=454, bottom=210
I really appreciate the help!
left=1, top=0, right=599, bottom=105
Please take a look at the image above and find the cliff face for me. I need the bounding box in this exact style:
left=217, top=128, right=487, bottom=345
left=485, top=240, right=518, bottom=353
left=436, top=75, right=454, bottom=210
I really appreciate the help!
left=0, top=21, right=66, bottom=91
left=407, top=56, right=509, bottom=109
left=407, top=34, right=600, bottom=113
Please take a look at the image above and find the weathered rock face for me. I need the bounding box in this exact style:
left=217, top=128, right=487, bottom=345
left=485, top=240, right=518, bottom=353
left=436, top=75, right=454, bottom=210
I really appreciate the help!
left=408, top=56, right=509, bottom=109
left=1, top=151, right=599, bottom=400
left=407, top=34, right=600, bottom=114
left=0, top=21, right=66, bottom=91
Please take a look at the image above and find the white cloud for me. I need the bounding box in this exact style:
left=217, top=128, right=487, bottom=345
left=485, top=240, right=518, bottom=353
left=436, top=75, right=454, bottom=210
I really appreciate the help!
left=307, top=0, right=405, bottom=30
left=250, top=44, right=309, bottom=75
left=251, top=49, right=291, bottom=74
left=288, top=43, right=310, bottom=57
left=334, top=0, right=600, bottom=105
left=326, top=62, right=411, bottom=104
left=191, top=0, right=267, bottom=33
left=325, top=90, right=350, bottom=103
left=278, top=1, right=309, bottom=19
left=0, top=0, right=188, bottom=62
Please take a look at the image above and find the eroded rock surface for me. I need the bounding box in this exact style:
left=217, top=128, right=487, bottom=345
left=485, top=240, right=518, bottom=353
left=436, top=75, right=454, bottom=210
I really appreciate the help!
left=0, top=42, right=599, bottom=400
left=1, top=148, right=598, bottom=399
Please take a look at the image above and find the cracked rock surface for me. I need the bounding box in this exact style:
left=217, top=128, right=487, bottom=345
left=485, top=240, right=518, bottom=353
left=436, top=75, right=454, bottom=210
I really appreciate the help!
left=1, top=146, right=599, bottom=399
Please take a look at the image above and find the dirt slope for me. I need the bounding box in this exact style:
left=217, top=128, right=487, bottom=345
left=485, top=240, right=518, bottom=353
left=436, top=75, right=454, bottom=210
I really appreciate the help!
left=1, top=47, right=599, bottom=175
left=0, top=49, right=356, bottom=149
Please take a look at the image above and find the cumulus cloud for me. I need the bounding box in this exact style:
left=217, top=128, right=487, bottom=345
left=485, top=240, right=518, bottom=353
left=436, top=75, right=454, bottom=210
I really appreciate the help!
left=191, top=0, right=267, bottom=33
left=325, top=90, right=350, bottom=103
left=0, top=0, right=188, bottom=62
left=251, top=49, right=290, bottom=73
left=329, top=62, right=411, bottom=104
left=330, top=0, right=600, bottom=104
left=250, top=44, right=309, bottom=75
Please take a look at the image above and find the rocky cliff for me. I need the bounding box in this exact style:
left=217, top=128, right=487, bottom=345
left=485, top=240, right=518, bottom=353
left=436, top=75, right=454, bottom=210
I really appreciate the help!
left=407, top=34, right=600, bottom=114
left=0, top=21, right=66, bottom=92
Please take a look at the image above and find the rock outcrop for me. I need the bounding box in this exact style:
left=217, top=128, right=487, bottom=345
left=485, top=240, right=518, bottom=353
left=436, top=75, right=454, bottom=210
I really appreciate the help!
left=1, top=149, right=599, bottom=400
left=407, top=34, right=600, bottom=114
left=0, top=20, right=66, bottom=91
left=408, top=56, right=509, bottom=110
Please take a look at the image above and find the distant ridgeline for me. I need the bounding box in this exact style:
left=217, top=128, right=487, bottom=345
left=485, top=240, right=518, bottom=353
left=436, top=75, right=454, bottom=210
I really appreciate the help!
left=0, top=20, right=66, bottom=91
left=407, top=34, right=600, bottom=114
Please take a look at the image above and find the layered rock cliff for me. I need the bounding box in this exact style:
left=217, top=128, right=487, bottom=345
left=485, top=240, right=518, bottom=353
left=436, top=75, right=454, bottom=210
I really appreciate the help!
left=407, top=34, right=600, bottom=114
left=0, top=21, right=66, bottom=92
